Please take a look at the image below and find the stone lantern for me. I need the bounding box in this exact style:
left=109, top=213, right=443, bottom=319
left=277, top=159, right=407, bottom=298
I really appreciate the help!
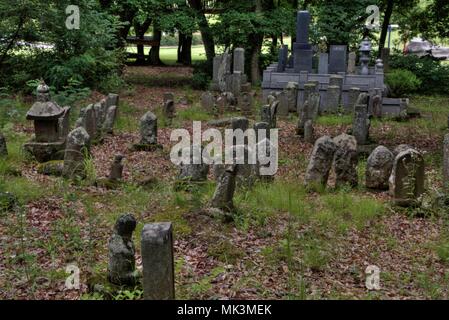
left=24, top=81, right=70, bottom=162
left=26, top=82, right=64, bottom=142
left=359, top=38, right=372, bottom=76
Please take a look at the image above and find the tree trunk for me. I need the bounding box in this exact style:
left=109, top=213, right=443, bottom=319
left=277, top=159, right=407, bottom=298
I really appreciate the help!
left=149, top=27, right=163, bottom=66
left=379, top=0, right=395, bottom=56
left=134, top=19, right=152, bottom=65
left=249, top=0, right=264, bottom=84
left=178, top=33, right=193, bottom=65
left=188, top=0, right=215, bottom=70
left=271, top=35, right=278, bottom=56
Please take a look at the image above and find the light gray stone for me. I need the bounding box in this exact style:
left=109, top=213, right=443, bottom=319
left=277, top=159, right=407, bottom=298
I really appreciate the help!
left=103, top=105, right=118, bottom=134
left=62, top=127, right=90, bottom=179
left=233, top=48, right=245, bottom=74
left=141, top=223, right=175, bottom=300
left=366, top=146, right=394, bottom=190
left=140, top=111, right=158, bottom=145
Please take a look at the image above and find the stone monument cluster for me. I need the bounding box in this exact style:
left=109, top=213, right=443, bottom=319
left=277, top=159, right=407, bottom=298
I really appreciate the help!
left=304, top=133, right=426, bottom=206
left=22, top=81, right=120, bottom=179
left=201, top=47, right=254, bottom=116
left=263, top=10, right=410, bottom=118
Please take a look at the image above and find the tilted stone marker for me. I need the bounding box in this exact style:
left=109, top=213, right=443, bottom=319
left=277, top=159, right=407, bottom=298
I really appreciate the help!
left=333, top=133, right=358, bottom=188
left=366, top=146, right=394, bottom=190
left=305, top=136, right=337, bottom=188
left=389, top=148, right=425, bottom=207
left=141, top=222, right=175, bottom=300
left=62, top=127, right=91, bottom=179
left=0, top=132, right=7, bottom=157
left=211, top=164, right=237, bottom=212
left=108, top=214, right=138, bottom=286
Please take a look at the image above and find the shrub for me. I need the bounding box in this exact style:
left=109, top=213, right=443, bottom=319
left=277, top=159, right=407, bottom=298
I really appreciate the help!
left=389, top=55, right=449, bottom=94
left=191, top=61, right=211, bottom=90
left=386, top=69, right=422, bottom=98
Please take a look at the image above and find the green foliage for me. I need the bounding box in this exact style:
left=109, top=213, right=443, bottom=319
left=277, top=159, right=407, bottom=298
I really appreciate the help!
left=389, top=55, right=449, bottom=94
left=311, top=0, right=376, bottom=46
left=0, top=0, right=124, bottom=92
left=386, top=69, right=422, bottom=97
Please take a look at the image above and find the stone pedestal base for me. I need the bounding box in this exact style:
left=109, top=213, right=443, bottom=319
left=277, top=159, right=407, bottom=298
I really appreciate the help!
left=23, top=140, right=66, bottom=163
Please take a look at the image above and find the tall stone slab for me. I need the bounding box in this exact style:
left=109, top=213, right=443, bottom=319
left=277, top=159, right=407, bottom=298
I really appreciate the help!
left=347, top=52, right=357, bottom=74
left=141, top=223, right=175, bottom=300
left=329, top=45, right=348, bottom=74
left=277, top=45, right=289, bottom=72
left=353, top=104, right=369, bottom=145
left=293, top=11, right=313, bottom=73
left=233, top=48, right=245, bottom=74
left=318, top=53, right=329, bottom=74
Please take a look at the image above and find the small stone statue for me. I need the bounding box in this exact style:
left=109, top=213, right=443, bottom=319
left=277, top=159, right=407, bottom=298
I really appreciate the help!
left=108, top=214, right=138, bottom=286
left=109, top=154, right=124, bottom=181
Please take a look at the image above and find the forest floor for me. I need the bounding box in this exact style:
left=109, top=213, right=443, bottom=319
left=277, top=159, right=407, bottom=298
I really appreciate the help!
left=1, top=66, right=449, bottom=300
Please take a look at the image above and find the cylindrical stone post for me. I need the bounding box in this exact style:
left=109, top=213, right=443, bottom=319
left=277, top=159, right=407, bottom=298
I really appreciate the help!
left=141, top=223, right=175, bottom=300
